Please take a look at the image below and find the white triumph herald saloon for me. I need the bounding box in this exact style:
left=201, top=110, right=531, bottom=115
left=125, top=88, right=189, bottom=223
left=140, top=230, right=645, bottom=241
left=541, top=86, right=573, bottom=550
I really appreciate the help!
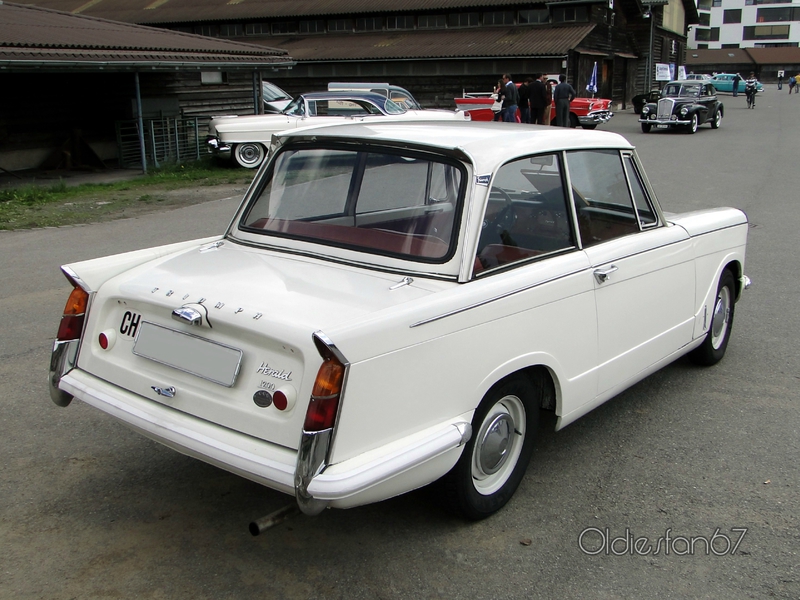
left=207, top=91, right=470, bottom=168
left=50, top=121, right=749, bottom=520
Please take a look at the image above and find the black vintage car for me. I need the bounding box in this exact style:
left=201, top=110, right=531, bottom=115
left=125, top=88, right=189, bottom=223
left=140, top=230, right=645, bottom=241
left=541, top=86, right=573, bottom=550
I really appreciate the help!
left=639, top=80, right=723, bottom=134
left=632, top=89, right=661, bottom=114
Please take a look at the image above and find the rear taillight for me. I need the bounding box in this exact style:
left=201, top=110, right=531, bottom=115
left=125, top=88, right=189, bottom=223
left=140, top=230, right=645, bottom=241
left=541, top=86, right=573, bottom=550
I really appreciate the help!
left=56, top=286, right=89, bottom=341
left=303, top=354, right=345, bottom=432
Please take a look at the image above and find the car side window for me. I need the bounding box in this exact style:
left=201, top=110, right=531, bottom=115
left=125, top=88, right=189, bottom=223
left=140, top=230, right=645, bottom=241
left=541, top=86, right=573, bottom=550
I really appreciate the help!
left=567, top=149, right=640, bottom=247
left=474, top=153, right=575, bottom=274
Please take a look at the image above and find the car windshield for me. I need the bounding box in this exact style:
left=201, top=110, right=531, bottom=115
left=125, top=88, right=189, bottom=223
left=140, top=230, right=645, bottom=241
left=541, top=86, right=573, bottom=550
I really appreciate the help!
left=238, top=146, right=464, bottom=261
left=282, top=96, right=306, bottom=116
left=382, top=98, right=408, bottom=114
left=262, top=81, right=291, bottom=101
left=664, top=83, right=700, bottom=97
left=282, top=97, right=398, bottom=117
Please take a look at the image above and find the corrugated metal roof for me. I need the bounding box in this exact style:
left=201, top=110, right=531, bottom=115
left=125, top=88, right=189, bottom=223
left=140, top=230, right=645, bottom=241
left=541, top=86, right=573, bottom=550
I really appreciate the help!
left=744, top=47, right=800, bottom=65
left=0, top=1, right=294, bottom=69
left=686, top=48, right=753, bottom=66
left=258, top=24, right=595, bottom=61
left=21, top=0, right=584, bottom=25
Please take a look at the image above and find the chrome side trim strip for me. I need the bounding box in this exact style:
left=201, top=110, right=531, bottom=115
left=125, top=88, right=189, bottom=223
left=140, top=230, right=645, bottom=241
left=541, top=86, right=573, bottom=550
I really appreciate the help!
left=410, top=267, right=586, bottom=328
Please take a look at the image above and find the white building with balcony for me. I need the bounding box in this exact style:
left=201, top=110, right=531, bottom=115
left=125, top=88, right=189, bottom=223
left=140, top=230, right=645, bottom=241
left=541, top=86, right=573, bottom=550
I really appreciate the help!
left=690, top=0, right=799, bottom=49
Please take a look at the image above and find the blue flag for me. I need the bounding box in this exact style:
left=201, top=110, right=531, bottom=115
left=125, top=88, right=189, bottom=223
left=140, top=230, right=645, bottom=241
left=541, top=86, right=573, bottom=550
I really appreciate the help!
left=586, top=62, right=598, bottom=95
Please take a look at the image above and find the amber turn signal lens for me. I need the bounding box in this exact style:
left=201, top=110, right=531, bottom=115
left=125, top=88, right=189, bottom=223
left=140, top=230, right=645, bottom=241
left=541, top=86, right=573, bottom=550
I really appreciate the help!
left=311, top=359, right=344, bottom=397
left=63, top=286, right=88, bottom=315
left=56, top=286, right=89, bottom=342
left=304, top=357, right=345, bottom=431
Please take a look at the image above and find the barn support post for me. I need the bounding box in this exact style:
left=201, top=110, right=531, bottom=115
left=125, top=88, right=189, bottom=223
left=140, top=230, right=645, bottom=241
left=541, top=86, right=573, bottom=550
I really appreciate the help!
left=134, top=72, right=147, bottom=174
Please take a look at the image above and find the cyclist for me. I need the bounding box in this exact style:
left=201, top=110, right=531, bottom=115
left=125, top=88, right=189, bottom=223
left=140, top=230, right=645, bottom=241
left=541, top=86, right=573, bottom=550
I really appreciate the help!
left=744, top=72, right=759, bottom=109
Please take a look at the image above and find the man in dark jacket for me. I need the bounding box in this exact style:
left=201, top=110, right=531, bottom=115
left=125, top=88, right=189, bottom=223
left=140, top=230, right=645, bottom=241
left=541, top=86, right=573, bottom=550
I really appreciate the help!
left=500, top=73, right=519, bottom=122
left=529, top=73, right=550, bottom=125
left=518, top=78, right=532, bottom=123
left=553, top=74, right=576, bottom=127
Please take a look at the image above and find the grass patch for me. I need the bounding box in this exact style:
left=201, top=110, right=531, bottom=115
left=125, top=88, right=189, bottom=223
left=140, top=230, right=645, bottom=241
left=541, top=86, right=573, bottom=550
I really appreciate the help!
left=0, top=159, right=252, bottom=230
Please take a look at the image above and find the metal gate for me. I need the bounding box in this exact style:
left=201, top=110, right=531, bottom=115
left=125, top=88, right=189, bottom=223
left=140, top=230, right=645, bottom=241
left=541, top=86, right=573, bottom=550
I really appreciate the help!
left=115, top=117, right=205, bottom=169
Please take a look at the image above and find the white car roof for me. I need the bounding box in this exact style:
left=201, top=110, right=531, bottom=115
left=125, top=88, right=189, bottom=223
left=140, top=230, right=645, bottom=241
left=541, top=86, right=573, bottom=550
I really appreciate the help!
left=275, top=120, right=634, bottom=170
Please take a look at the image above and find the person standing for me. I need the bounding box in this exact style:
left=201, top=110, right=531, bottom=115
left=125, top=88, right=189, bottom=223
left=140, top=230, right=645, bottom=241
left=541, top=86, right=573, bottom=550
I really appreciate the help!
left=518, top=78, right=532, bottom=123
left=778, top=72, right=783, bottom=90
left=542, top=74, right=553, bottom=125
left=744, top=72, right=759, bottom=108
left=795, top=73, right=800, bottom=93
left=790, top=76, right=796, bottom=94
left=553, top=74, right=576, bottom=127
left=529, top=73, right=549, bottom=125
left=733, top=73, right=741, bottom=97
left=500, top=73, right=519, bottom=122
left=493, top=79, right=505, bottom=121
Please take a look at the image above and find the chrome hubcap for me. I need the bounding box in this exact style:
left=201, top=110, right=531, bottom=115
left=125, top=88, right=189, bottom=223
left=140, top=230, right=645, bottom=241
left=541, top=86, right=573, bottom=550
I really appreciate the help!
left=478, top=413, right=514, bottom=474
left=711, top=286, right=731, bottom=349
left=237, top=144, right=263, bottom=165
left=472, top=395, right=526, bottom=495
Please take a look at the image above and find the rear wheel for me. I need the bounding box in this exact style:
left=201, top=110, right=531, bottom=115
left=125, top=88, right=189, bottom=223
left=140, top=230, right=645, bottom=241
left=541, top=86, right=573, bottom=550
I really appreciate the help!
left=711, top=109, right=722, bottom=129
left=233, top=142, right=266, bottom=168
left=641, top=123, right=652, bottom=133
left=441, top=375, right=540, bottom=520
left=689, top=269, right=736, bottom=366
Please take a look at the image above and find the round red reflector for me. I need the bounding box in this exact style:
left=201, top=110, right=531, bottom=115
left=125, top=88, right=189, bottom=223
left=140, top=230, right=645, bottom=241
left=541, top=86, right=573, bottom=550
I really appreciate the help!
left=273, top=390, right=288, bottom=411
left=99, top=333, right=109, bottom=350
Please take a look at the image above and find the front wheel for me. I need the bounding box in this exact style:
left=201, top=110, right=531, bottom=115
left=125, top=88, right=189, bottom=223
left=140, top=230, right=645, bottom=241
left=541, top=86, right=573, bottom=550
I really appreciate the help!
left=441, top=375, right=540, bottom=520
left=687, top=114, right=699, bottom=134
left=581, top=124, right=597, bottom=130
left=689, top=270, right=736, bottom=366
left=233, top=142, right=266, bottom=168
left=641, top=123, right=652, bottom=133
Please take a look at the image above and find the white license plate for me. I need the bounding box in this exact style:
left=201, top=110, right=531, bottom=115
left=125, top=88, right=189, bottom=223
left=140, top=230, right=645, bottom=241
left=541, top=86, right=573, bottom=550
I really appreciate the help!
left=133, top=321, right=242, bottom=387
left=657, top=124, right=669, bottom=129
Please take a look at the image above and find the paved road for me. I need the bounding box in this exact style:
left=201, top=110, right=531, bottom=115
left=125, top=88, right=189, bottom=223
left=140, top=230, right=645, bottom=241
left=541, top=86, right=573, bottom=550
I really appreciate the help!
left=1, top=88, right=798, bottom=599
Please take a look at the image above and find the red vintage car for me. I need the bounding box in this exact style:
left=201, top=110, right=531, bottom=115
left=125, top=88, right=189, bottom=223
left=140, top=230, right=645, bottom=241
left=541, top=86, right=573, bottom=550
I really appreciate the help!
left=455, top=80, right=613, bottom=129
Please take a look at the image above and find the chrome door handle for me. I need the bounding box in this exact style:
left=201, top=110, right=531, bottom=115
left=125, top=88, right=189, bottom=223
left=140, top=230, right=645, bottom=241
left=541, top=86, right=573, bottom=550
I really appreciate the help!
left=593, top=265, right=618, bottom=283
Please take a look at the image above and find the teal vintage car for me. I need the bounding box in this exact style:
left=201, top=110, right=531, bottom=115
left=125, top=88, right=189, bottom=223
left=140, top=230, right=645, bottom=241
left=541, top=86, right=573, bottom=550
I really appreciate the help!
left=709, top=74, right=764, bottom=93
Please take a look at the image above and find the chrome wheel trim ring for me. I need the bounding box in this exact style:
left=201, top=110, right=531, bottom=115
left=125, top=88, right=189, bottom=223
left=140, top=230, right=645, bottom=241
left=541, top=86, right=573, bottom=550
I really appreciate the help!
left=235, top=143, right=264, bottom=167
left=711, top=285, right=731, bottom=349
left=471, top=395, right=526, bottom=496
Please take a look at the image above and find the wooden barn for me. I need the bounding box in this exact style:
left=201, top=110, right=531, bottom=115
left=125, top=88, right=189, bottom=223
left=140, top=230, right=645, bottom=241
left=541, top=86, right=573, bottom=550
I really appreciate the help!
left=0, top=2, right=293, bottom=173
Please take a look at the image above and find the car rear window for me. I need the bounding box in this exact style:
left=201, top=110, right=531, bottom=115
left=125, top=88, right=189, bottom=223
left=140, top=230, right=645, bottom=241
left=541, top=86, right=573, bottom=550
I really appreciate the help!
left=239, top=145, right=465, bottom=262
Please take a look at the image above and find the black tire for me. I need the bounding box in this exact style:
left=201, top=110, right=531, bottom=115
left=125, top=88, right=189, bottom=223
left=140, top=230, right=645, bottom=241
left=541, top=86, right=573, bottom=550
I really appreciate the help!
left=441, top=375, right=540, bottom=520
left=582, top=124, right=598, bottom=130
left=641, top=123, right=652, bottom=133
left=569, top=113, right=580, bottom=128
left=233, top=142, right=266, bottom=168
left=689, top=269, right=736, bottom=366
left=710, top=108, right=722, bottom=129
left=687, top=114, right=699, bottom=134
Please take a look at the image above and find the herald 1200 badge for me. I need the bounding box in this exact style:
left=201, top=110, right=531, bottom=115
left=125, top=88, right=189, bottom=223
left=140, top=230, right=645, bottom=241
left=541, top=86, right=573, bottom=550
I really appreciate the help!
left=256, top=362, right=292, bottom=381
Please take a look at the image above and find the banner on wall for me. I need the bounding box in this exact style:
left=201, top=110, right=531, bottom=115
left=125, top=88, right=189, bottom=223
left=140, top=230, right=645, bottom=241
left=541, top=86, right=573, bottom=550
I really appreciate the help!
left=655, top=63, right=672, bottom=81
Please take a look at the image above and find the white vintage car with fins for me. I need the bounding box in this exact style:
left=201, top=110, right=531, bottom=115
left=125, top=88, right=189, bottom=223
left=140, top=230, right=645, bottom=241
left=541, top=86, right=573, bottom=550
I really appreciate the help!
left=207, top=90, right=469, bottom=168
left=50, top=121, right=749, bottom=521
